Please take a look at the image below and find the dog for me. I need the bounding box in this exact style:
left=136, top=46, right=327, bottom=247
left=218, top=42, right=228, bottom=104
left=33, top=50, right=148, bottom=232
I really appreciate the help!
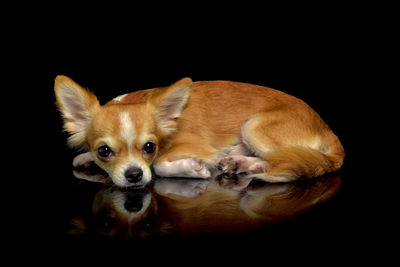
left=55, top=76, right=344, bottom=188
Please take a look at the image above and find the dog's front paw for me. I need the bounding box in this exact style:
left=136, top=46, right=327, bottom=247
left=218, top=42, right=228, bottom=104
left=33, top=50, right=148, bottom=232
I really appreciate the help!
left=73, top=152, right=94, bottom=168
left=190, top=160, right=211, bottom=178
left=72, top=152, right=109, bottom=183
left=154, top=158, right=211, bottom=179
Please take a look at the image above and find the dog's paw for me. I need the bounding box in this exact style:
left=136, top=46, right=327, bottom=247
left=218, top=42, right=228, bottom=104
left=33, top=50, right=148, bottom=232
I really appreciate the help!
left=217, top=155, right=267, bottom=175
left=73, top=152, right=94, bottom=168
left=216, top=173, right=253, bottom=191
left=154, top=158, right=211, bottom=179
left=216, top=156, right=267, bottom=191
left=72, top=152, right=109, bottom=183
left=217, top=156, right=239, bottom=175
left=189, top=160, right=211, bottom=178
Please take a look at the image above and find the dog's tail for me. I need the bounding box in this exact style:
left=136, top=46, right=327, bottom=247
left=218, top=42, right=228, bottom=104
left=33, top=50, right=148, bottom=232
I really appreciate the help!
left=252, top=133, right=344, bottom=182
left=325, top=132, right=345, bottom=172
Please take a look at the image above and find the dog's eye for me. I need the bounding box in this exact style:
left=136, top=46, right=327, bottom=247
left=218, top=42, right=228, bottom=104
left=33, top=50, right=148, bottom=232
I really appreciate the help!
left=97, top=145, right=113, bottom=159
left=143, top=142, right=156, bottom=154
left=141, top=212, right=156, bottom=232
left=95, top=210, right=116, bottom=233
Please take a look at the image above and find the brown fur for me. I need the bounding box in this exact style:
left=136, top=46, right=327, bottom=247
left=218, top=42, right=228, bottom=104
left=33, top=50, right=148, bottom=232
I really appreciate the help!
left=55, top=76, right=344, bottom=186
left=112, top=79, right=344, bottom=181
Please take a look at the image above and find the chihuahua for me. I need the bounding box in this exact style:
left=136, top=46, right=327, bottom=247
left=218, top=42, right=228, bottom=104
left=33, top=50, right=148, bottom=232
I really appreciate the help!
left=55, top=76, right=344, bottom=188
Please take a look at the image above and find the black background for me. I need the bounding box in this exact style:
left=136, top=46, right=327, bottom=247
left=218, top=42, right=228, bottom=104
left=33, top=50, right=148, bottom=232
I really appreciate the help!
left=6, top=7, right=391, bottom=265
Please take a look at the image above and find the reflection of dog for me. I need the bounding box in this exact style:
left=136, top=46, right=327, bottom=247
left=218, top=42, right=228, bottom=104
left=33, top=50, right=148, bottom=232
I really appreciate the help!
left=55, top=76, right=344, bottom=188
left=90, top=187, right=158, bottom=240
left=69, top=175, right=341, bottom=240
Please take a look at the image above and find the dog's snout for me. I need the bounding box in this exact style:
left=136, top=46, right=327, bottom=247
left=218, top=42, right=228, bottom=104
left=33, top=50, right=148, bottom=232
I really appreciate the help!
left=124, top=167, right=143, bottom=183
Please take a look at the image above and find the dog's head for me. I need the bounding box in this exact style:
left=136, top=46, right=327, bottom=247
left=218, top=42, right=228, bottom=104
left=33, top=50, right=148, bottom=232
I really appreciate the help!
left=55, top=76, right=192, bottom=187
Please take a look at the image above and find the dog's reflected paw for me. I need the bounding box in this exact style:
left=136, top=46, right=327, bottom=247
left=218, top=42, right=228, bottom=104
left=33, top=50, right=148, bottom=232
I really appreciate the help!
left=216, top=173, right=253, bottom=191
left=154, top=179, right=210, bottom=198
left=185, top=180, right=210, bottom=197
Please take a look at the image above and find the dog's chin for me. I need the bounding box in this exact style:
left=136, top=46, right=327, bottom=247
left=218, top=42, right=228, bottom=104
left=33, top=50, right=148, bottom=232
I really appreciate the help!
left=109, top=166, right=153, bottom=188
left=110, top=177, right=150, bottom=189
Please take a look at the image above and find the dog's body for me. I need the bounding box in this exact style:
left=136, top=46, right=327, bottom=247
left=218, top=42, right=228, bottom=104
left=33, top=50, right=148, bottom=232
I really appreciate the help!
left=55, top=76, right=344, bottom=187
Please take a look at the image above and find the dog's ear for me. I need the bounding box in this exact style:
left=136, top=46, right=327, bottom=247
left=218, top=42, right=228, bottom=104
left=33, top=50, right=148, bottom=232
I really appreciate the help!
left=150, top=77, right=192, bottom=136
left=55, top=75, right=100, bottom=148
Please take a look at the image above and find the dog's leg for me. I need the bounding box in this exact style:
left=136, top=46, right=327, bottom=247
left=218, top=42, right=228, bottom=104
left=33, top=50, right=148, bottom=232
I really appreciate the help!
left=154, top=138, right=217, bottom=179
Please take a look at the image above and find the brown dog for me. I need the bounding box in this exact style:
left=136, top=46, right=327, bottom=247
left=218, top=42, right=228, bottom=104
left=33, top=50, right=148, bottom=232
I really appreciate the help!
left=55, top=76, right=344, bottom=187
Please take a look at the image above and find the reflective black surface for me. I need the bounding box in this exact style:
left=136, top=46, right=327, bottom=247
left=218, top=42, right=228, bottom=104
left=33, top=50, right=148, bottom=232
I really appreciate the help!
left=37, top=166, right=348, bottom=262
left=66, top=173, right=342, bottom=242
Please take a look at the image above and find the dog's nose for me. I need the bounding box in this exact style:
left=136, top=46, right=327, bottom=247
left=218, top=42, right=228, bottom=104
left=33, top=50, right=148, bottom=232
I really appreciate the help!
left=124, top=167, right=143, bottom=183
left=124, top=194, right=143, bottom=212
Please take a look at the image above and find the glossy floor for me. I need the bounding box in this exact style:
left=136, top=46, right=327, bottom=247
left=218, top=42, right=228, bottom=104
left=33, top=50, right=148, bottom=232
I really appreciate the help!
left=34, top=165, right=356, bottom=264
left=66, top=174, right=342, bottom=242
